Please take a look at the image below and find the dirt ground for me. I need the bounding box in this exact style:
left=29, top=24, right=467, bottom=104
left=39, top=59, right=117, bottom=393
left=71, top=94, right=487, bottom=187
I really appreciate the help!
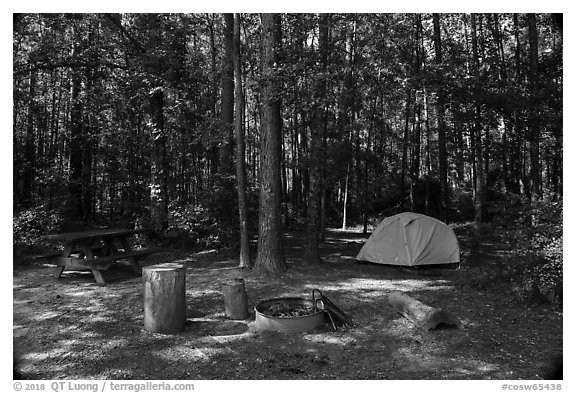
left=13, top=226, right=562, bottom=380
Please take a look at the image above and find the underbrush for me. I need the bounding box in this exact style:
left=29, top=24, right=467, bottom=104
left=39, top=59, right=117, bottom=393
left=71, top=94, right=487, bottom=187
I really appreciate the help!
left=514, top=201, right=562, bottom=310
left=514, top=234, right=562, bottom=310
left=166, top=178, right=258, bottom=251
left=13, top=204, right=63, bottom=266
left=458, top=200, right=562, bottom=311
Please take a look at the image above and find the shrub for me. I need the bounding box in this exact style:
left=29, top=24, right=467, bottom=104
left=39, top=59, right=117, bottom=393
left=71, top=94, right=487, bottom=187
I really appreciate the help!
left=515, top=200, right=563, bottom=309
left=168, top=203, right=221, bottom=249
left=14, top=205, right=63, bottom=266
left=520, top=236, right=563, bottom=309
left=488, top=192, right=526, bottom=228
left=13, top=205, right=62, bottom=248
left=450, top=188, right=474, bottom=222
left=458, top=198, right=563, bottom=310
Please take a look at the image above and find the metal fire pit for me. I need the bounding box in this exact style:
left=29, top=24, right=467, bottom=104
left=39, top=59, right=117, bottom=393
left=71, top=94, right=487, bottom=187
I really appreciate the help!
left=254, top=297, right=326, bottom=333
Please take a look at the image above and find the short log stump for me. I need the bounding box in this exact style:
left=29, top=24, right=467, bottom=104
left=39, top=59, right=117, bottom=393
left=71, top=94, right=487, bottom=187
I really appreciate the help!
left=143, top=263, right=186, bottom=334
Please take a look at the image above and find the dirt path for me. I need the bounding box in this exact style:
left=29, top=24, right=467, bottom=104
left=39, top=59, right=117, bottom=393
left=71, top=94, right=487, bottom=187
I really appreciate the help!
left=13, top=229, right=562, bottom=379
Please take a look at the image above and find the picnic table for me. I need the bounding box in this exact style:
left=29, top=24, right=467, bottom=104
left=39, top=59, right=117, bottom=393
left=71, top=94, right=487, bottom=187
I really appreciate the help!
left=44, top=228, right=161, bottom=286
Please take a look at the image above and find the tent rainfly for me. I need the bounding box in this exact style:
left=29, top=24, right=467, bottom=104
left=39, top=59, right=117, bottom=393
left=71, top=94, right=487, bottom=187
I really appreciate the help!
left=356, top=212, right=460, bottom=267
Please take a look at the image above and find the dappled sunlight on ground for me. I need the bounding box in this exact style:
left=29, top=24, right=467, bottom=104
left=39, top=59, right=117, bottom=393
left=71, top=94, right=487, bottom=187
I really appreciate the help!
left=13, top=229, right=562, bottom=379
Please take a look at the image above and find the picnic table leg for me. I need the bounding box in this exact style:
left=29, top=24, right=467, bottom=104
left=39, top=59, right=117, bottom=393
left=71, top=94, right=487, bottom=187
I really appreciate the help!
left=83, top=246, right=107, bottom=286
left=53, top=244, right=73, bottom=279
left=91, top=270, right=106, bottom=286
left=118, top=236, right=142, bottom=274
left=53, top=266, right=65, bottom=279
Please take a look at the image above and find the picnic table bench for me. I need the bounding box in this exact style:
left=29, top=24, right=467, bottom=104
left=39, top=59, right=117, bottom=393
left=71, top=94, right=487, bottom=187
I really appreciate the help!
left=43, top=228, right=163, bottom=286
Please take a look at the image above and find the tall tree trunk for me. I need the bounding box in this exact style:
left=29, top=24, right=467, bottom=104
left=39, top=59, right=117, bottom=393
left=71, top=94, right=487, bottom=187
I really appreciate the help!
left=471, top=13, right=486, bottom=225
left=303, top=120, right=323, bottom=264
left=363, top=93, right=377, bottom=234
left=342, top=18, right=358, bottom=229
left=473, top=116, right=486, bottom=225
left=300, top=112, right=309, bottom=212
left=233, top=13, right=251, bottom=268
left=492, top=13, right=508, bottom=81
left=255, top=13, right=285, bottom=275
left=401, top=88, right=412, bottom=201
left=22, top=64, right=37, bottom=207
left=69, top=67, right=84, bottom=218
left=319, top=13, right=331, bottom=243
left=82, top=32, right=96, bottom=223
left=410, top=102, right=421, bottom=212
left=149, top=87, right=168, bottom=231
left=207, top=14, right=219, bottom=175
left=528, top=13, right=541, bottom=206
left=509, top=13, right=523, bottom=195
left=82, top=94, right=93, bottom=223
left=341, top=163, right=350, bottom=230
left=220, top=13, right=235, bottom=174
left=410, top=15, right=423, bottom=213
left=454, top=116, right=465, bottom=185
left=424, top=90, right=432, bottom=216
left=433, top=13, right=449, bottom=222
left=303, top=13, right=329, bottom=265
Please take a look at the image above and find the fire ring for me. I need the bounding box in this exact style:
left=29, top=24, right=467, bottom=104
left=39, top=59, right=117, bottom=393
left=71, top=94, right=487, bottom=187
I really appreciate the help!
left=254, top=297, right=326, bottom=333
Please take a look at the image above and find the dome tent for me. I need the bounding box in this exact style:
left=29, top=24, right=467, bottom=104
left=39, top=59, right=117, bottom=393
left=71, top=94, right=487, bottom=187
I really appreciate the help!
left=356, top=212, right=460, bottom=267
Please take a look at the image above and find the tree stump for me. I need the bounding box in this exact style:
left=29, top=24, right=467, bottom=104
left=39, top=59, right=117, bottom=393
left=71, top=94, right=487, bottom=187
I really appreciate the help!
left=222, top=278, right=249, bottom=320
left=143, top=263, right=186, bottom=334
left=387, top=290, right=462, bottom=331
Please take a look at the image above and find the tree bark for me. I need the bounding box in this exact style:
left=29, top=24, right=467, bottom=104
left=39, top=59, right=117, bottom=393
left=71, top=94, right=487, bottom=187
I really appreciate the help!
left=410, top=102, right=421, bottom=212
left=22, top=64, right=37, bottom=207
left=473, top=117, right=486, bottom=225
left=255, top=13, right=286, bottom=275
left=319, top=13, right=331, bottom=243
left=220, top=13, right=235, bottom=174
left=410, top=15, right=423, bottom=212
left=509, top=14, right=523, bottom=195
left=303, top=14, right=329, bottom=265
left=222, top=278, right=249, bottom=319
left=401, top=88, right=412, bottom=199
left=433, top=13, right=449, bottom=222
left=69, top=66, right=84, bottom=218
left=471, top=13, right=486, bottom=225
left=143, top=263, right=186, bottom=334
left=387, top=291, right=462, bottom=331
left=362, top=117, right=373, bottom=234
left=528, top=13, right=541, bottom=205
left=233, top=13, right=251, bottom=268
left=82, top=37, right=96, bottom=222
left=341, top=163, right=350, bottom=230
left=341, top=19, right=358, bottom=229
left=424, top=90, right=432, bottom=216
left=149, top=87, right=169, bottom=231
left=207, top=14, right=219, bottom=175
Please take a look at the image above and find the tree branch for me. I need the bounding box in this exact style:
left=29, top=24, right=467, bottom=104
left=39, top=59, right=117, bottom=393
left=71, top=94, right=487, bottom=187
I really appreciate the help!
left=104, top=13, right=146, bottom=54
left=14, top=59, right=129, bottom=77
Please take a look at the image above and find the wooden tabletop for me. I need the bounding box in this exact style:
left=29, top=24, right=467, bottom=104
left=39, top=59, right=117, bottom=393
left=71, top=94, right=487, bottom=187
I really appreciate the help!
left=44, top=228, right=149, bottom=242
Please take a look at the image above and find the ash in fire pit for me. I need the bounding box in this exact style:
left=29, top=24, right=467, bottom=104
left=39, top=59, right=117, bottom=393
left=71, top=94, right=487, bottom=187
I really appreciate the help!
left=254, top=297, right=325, bottom=333
left=262, top=300, right=315, bottom=318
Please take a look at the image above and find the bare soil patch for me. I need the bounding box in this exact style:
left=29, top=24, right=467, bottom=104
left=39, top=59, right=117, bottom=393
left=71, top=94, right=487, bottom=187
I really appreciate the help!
left=13, top=227, right=562, bottom=380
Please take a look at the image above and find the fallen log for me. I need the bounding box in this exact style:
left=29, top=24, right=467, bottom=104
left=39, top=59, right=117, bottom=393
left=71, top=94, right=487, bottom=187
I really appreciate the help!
left=387, top=290, right=462, bottom=331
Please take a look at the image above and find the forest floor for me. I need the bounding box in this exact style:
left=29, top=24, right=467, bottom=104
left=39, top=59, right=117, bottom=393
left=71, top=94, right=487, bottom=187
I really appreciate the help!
left=13, top=224, right=562, bottom=380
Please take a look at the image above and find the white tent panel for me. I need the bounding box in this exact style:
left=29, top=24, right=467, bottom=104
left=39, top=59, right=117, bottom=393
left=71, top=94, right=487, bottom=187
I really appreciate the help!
left=356, top=212, right=460, bottom=266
